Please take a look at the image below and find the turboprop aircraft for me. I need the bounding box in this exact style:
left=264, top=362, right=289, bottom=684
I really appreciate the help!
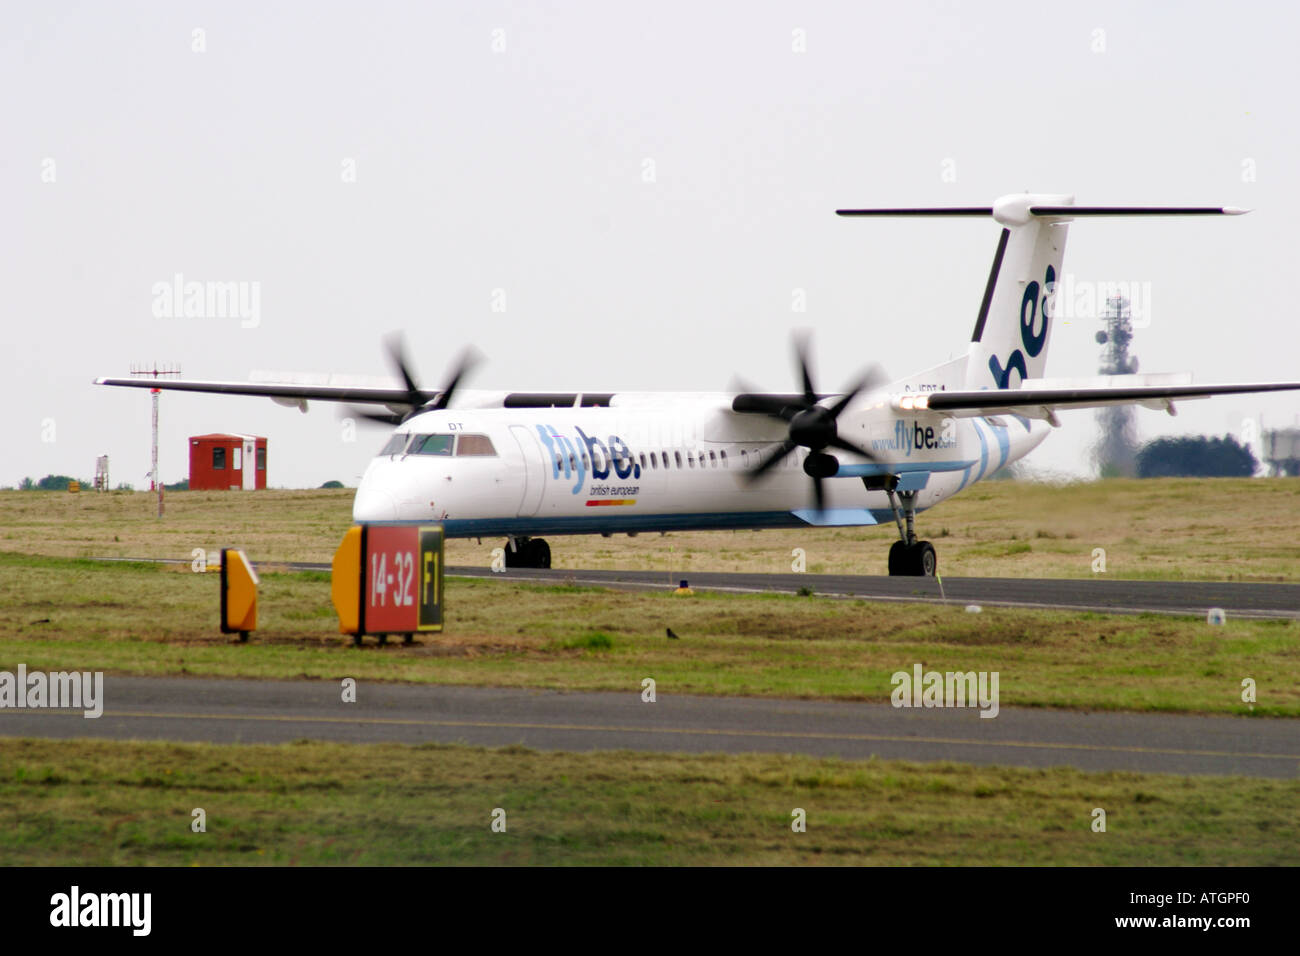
left=98, top=194, right=1300, bottom=575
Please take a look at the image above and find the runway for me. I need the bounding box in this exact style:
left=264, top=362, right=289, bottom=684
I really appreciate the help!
left=453, top=566, right=1300, bottom=619
left=92, top=557, right=1300, bottom=619
left=3, top=677, right=1296, bottom=778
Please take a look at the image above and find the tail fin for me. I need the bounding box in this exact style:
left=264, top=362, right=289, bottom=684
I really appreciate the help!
left=837, top=196, right=1248, bottom=391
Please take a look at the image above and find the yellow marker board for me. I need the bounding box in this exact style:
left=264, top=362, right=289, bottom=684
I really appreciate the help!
left=331, top=525, right=363, bottom=635
left=220, top=548, right=259, bottom=641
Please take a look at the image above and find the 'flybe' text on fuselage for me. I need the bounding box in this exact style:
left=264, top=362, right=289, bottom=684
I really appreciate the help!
left=871, top=419, right=958, bottom=456
left=535, top=425, right=640, bottom=494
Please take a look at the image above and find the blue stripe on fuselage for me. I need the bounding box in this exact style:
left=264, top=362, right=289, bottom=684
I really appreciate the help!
left=987, top=417, right=1009, bottom=470
left=972, top=418, right=990, bottom=482
left=371, top=509, right=904, bottom=538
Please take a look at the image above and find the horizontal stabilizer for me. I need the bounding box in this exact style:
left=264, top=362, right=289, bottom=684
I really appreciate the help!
left=837, top=206, right=1247, bottom=218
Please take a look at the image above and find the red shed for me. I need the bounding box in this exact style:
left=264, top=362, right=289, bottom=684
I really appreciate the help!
left=189, top=434, right=268, bottom=491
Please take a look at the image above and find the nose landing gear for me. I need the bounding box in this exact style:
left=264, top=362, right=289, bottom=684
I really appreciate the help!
left=504, top=536, right=551, bottom=569
left=871, top=477, right=937, bottom=577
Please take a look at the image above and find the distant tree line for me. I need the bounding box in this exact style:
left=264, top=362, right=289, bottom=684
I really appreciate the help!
left=14, top=474, right=138, bottom=491
left=1136, top=434, right=1258, bottom=478
left=18, top=475, right=91, bottom=490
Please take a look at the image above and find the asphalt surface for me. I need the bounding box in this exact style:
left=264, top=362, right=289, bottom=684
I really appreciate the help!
left=94, top=557, right=1300, bottom=619
left=453, top=566, right=1300, bottom=619
left=3, top=677, right=1296, bottom=778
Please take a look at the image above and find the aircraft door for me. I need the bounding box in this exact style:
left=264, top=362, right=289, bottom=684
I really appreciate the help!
left=508, top=425, right=545, bottom=516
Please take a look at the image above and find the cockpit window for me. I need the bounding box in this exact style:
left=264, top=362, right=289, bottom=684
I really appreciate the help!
left=378, top=433, right=409, bottom=456
left=409, top=434, right=454, bottom=456
left=456, top=434, right=497, bottom=456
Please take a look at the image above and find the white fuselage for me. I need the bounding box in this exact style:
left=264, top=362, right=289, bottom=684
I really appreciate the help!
left=352, top=393, right=1050, bottom=537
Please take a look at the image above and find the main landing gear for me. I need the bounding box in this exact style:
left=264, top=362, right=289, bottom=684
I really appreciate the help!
left=868, top=477, right=937, bottom=577
left=504, top=536, right=551, bottom=569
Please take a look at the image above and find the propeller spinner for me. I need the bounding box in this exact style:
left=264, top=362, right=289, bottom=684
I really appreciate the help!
left=350, top=335, right=479, bottom=425
left=734, top=336, right=885, bottom=514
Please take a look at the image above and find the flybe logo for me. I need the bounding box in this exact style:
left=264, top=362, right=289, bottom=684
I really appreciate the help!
left=535, top=425, right=640, bottom=494
left=871, top=420, right=957, bottom=456
left=989, top=263, right=1054, bottom=389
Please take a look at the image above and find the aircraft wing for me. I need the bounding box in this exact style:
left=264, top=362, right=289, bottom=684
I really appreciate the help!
left=896, top=379, right=1300, bottom=422
left=94, top=377, right=432, bottom=410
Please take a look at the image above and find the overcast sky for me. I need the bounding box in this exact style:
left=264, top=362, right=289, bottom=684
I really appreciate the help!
left=4, top=1, right=1298, bottom=489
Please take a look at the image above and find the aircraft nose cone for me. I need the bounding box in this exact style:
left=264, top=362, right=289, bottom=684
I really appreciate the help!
left=352, top=485, right=398, bottom=522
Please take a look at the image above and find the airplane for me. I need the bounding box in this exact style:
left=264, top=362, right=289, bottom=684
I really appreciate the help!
left=97, top=193, right=1300, bottom=576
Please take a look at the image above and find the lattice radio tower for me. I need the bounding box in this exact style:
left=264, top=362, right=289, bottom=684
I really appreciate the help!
left=1091, top=295, right=1139, bottom=477
left=129, top=362, right=181, bottom=517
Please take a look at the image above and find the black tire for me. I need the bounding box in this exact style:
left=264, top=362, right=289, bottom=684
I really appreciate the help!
left=888, top=540, right=908, bottom=576
left=504, top=539, right=529, bottom=569
left=914, top=541, right=937, bottom=577
left=532, top=539, right=551, bottom=569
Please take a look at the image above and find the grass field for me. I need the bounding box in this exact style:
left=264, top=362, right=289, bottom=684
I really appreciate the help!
left=1, top=477, right=1297, bottom=580
left=2, top=484, right=1295, bottom=867
left=2, top=737, right=1296, bottom=865
left=2, top=552, right=1296, bottom=715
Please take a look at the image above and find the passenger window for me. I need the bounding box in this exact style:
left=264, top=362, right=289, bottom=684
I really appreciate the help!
left=720, top=450, right=728, bottom=467
left=741, top=450, right=749, bottom=468
left=674, top=451, right=682, bottom=469
left=456, top=434, right=497, bottom=456
left=650, top=452, right=657, bottom=469
left=378, top=434, right=409, bottom=456
left=409, top=434, right=454, bottom=456
left=639, top=453, right=647, bottom=470
left=709, top=451, right=717, bottom=467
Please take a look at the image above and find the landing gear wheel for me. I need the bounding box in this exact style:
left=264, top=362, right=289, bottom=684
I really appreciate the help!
left=914, top=541, right=937, bottom=577
left=887, top=540, right=937, bottom=577
left=504, top=537, right=551, bottom=569
left=403, top=633, right=414, bottom=646
left=888, top=540, right=909, bottom=576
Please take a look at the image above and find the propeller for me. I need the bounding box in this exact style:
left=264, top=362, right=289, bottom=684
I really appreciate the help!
left=734, top=335, right=886, bottom=514
left=349, top=334, right=480, bottom=425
